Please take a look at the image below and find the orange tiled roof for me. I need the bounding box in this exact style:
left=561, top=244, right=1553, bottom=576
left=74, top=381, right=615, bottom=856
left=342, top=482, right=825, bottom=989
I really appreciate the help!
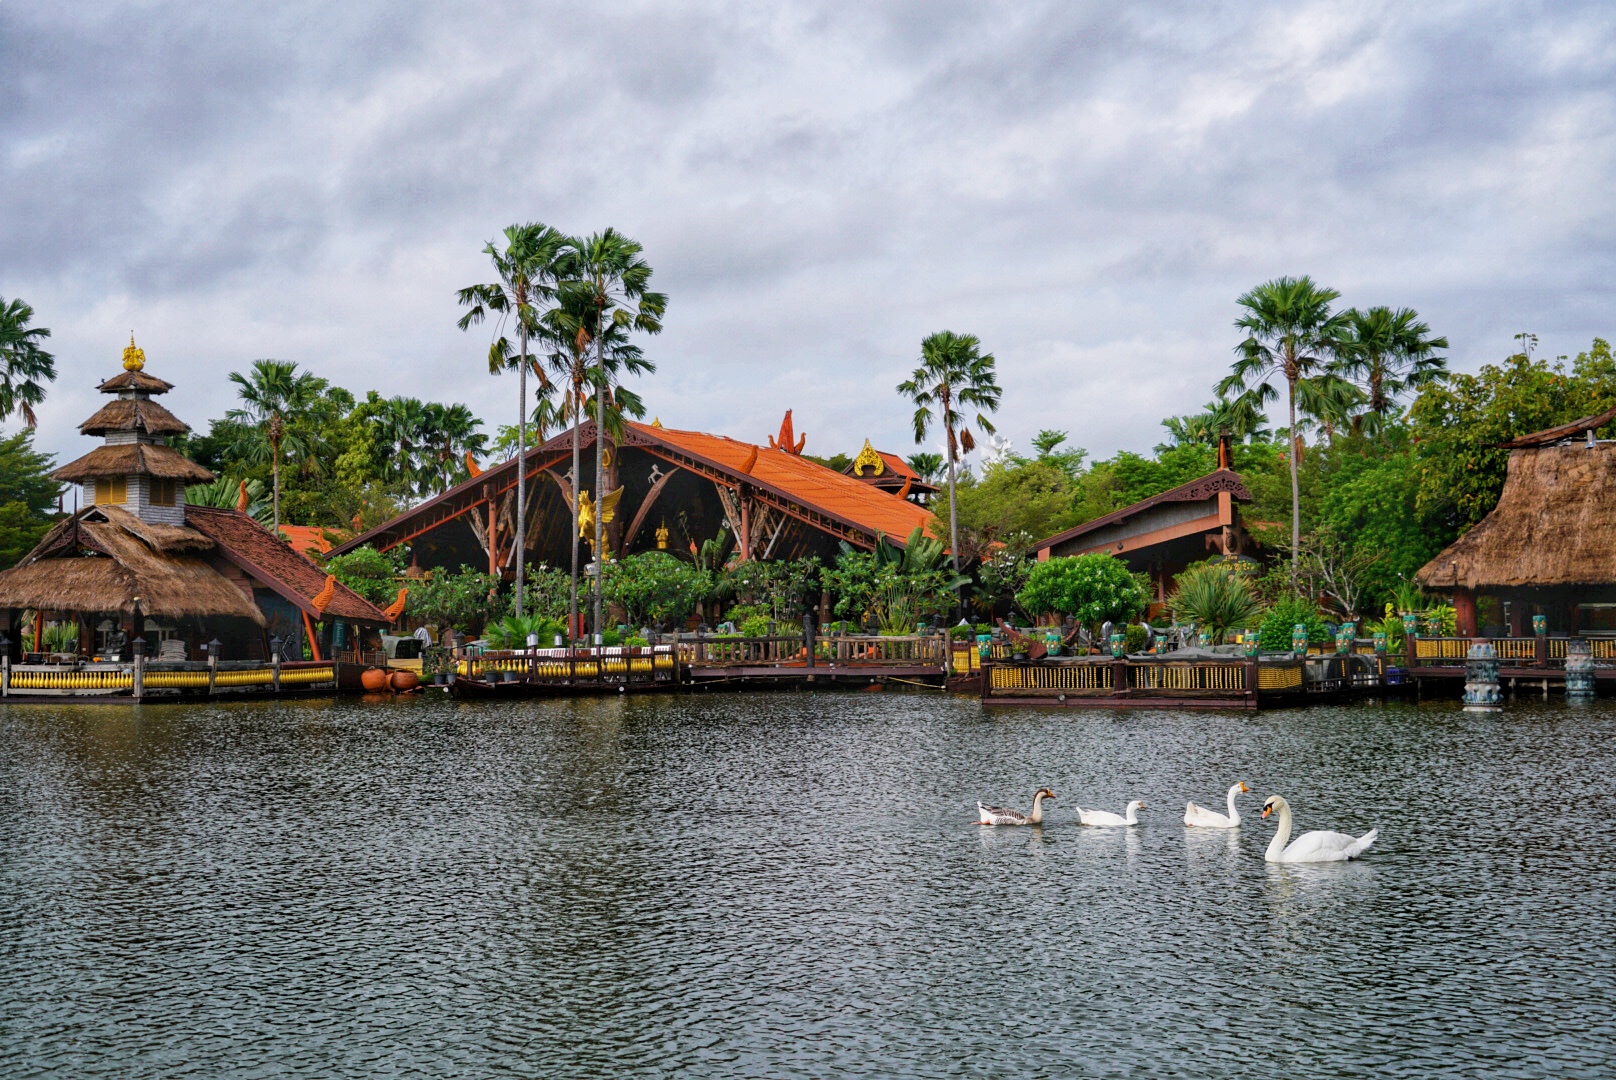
left=637, top=423, right=939, bottom=545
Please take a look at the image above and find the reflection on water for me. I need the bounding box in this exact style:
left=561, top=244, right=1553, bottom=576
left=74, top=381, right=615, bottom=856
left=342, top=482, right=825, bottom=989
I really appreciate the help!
left=2, top=693, right=1615, bottom=1078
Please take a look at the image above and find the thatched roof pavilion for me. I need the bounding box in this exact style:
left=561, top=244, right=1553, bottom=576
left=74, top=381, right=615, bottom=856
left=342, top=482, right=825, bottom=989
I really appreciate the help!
left=0, top=337, right=389, bottom=662
left=1417, top=407, right=1616, bottom=636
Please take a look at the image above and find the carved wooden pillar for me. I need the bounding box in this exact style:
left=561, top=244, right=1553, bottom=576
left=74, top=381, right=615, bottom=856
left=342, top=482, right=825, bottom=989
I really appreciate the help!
left=487, top=498, right=497, bottom=576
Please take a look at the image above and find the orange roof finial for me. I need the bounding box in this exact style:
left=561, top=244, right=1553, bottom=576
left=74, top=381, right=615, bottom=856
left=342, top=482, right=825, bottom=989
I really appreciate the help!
left=897, top=475, right=912, bottom=501
left=465, top=451, right=483, bottom=478
left=235, top=479, right=249, bottom=513
left=740, top=445, right=758, bottom=475
left=382, top=587, right=408, bottom=622
left=312, top=574, right=336, bottom=616
left=768, top=410, right=806, bottom=454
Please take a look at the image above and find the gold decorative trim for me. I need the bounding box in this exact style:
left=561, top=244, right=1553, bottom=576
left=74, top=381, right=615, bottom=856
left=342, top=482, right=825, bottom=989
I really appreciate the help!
left=852, top=439, right=885, bottom=477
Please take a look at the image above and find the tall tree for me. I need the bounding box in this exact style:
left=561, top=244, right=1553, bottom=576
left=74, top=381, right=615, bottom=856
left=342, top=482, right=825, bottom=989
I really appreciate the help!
left=225, top=359, right=329, bottom=533
left=1333, top=306, right=1449, bottom=431
left=897, top=330, right=1002, bottom=602
left=540, top=288, right=654, bottom=639
left=563, top=229, right=666, bottom=642
left=0, top=296, right=57, bottom=427
left=457, top=223, right=569, bottom=616
left=1217, top=276, right=1345, bottom=590
left=421, top=402, right=487, bottom=494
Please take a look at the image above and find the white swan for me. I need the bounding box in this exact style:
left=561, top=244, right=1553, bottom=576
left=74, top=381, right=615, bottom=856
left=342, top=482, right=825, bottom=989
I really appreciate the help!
left=1260, top=795, right=1377, bottom=863
left=1076, top=800, right=1145, bottom=826
left=1184, top=782, right=1251, bottom=828
left=977, top=788, right=1054, bottom=826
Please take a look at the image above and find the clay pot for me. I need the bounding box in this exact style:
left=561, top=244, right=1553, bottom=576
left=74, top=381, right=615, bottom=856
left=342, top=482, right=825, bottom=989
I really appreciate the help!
left=360, top=667, right=388, bottom=693
left=388, top=670, right=420, bottom=693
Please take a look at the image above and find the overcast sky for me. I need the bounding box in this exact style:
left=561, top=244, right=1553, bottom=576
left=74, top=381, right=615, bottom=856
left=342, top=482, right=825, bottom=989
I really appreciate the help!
left=4, top=1, right=1614, bottom=469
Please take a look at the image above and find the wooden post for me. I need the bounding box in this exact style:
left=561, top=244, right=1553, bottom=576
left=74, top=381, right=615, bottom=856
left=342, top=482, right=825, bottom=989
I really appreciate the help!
left=271, top=648, right=281, bottom=693
left=803, top=612, right=815, bottom=669
left=1111, top=658, right=1129, bottom=699
left=487, top=499, right=497, bottom=576
left=132, top=638, right=145, bottom=700
left=1245, top=659, right=1258, bottom=708
left=207, top=641, right=218, bottom=695
left=1533, top=613, right=1548, bottom=667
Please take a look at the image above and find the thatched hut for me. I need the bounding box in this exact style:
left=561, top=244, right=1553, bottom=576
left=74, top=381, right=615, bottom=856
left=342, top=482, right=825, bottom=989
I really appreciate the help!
left=1417, top=406, right=1616, bottom=636
left=0, top=337, right=389, bottom=662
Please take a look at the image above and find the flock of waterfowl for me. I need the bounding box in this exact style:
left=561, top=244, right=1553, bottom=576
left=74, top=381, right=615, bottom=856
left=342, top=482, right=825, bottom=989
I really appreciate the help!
left=976, top=782, right=1378, bottom=863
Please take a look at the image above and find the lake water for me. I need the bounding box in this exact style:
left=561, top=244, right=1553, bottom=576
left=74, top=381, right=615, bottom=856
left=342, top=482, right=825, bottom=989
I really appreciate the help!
left=2, top=690, right=1613, bottom=1078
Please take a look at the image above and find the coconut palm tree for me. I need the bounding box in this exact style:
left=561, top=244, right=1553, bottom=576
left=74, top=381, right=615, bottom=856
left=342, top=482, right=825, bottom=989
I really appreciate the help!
left=457, top=222, right=569, bottom=617
left=1333, top=306, right=1449, bottom=432
left=905, top=452, right=944, bottom=485
left=897, top=331, right=1002, bottom=601
left=421, top=402, right=488, bottom=494
left=562, top=229, right=666, bottom=641
left=1217, top=277, right=1346, bottom=591
left=538, top=293, right=656, bottom=641
left=226, top=359, right=329, bottom=533
left=0, top=296, right=57, bottom=427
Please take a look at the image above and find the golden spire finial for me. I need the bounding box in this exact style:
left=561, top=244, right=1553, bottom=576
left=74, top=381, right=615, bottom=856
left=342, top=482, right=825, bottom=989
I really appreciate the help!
left=122, top=333, right=146, bottom=372
left=853, top=438, right=885, bottom=476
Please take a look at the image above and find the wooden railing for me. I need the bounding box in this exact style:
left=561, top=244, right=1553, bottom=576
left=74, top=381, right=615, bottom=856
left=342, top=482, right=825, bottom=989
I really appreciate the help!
left=678, top=634, right=949, bottom=670
left=461, top=646, right=677, bottom=687
left=1, top=659, right=335, bottom=697
left=1409, top=636, right=1616, bottom=667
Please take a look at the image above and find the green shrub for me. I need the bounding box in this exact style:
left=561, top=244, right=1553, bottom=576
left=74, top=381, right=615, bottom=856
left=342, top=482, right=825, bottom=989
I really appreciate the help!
left=738, top=614, right=773, bottom=638
left=602, top=551, right=711, bottom=627
left=483, top=613, right=568, bottom=650
left=1016, top=553, right=1149, bottom=629
left=1258, top=596, right=1329, bottom=652
left=1168, top=562, right=1266, bottom=644
left=1125, top=624, right=1148, bottom=654
left=323, top=544, right=404, bottom=607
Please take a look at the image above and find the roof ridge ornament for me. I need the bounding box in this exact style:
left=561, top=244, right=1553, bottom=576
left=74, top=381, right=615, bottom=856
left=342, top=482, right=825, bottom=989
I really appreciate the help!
left=853, top=439, right=885, bottom=477
left=122, top=334, right=146, bottom=372
left=768, top=410, right=806, bottom=454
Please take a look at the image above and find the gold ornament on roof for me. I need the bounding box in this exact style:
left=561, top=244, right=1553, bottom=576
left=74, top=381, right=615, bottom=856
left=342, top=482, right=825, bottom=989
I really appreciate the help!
left=122, top=334, right=146, bottom=371
left=853, top=439, right=885, bottom=477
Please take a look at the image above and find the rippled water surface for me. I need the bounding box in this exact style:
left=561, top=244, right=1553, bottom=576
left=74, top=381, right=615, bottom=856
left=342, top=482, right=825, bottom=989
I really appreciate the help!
left=2, top=691, right=1614, bottom=1077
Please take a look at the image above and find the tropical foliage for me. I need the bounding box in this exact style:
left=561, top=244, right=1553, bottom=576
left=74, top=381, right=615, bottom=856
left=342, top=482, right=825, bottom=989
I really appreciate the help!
left=602, top=551, right=711, bottom=628
left=0, top=431, right=59, bottom=565
left=1016, top=554, right=1149, bottom=629
left=0, top=296, right=57, bottom=427
left=1167, top=562, right=1266, bottom=643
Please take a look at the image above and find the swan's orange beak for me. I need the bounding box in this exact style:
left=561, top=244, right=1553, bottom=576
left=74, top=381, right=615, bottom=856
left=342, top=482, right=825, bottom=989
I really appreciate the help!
left=1261, top=805, right=1273, bottom=818
left=1239, top=782, right=1250, bottom=792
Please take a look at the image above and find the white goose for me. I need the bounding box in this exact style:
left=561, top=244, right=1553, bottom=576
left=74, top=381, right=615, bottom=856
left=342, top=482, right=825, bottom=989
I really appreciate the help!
left=977, top=788, right=1054, bottom=826
left=1076, top=800, right=1146, bottom=826
left=1260, top=795, right=1378, bottom=863
left=1184, top=782, right=1251, bottom=828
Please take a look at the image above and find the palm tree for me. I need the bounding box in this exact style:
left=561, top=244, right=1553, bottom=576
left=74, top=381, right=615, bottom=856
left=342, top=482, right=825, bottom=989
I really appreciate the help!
left=421, top=402, right=488, bottom=494
left=905, top=452, right=944, bottom=485
left=896, top=331, right=1002, bottom=601
left=1334, top=306, right=1449, bottom=431
left=1217, top=276, right=1345, bottom=591
left=226, top=359, right=329, bottom=533
left=539, top=292, right=657, bottom=642
left=0, top=296, right=57, bottom=427
left=563, top=229, right=666, bottom=642
left=457, top=222, right=569, bottom=617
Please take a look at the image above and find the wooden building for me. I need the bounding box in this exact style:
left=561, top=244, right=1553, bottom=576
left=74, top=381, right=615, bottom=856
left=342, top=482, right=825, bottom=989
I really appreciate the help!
left=0, top=338, right=390, bottom=662
left=1032, top=468, right=1255, bottom=603
left=1417, top=407, right=1616, bottom=637
left=330, top=413, right=940, bottom=573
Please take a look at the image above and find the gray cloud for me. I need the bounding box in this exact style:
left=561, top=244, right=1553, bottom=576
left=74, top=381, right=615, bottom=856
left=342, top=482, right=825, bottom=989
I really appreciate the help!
left=4, top=0, right=1614, bottom=471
